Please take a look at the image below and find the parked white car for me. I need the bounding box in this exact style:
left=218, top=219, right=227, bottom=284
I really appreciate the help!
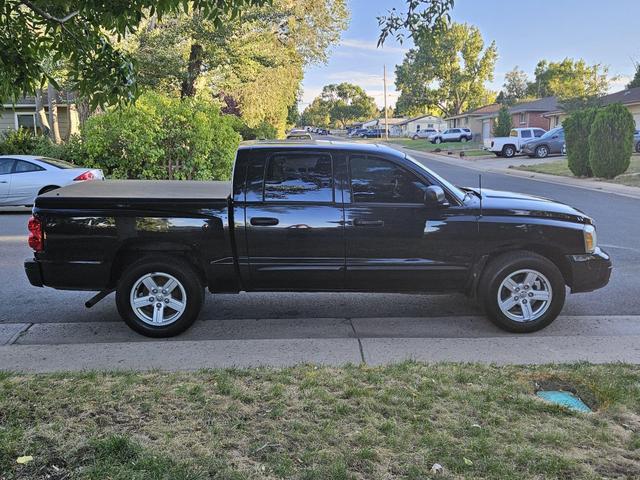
left=484, top=127, right=546, bottom=158
left=429, top=128, right=473, bottom=144
left=0, top=155, right=103, bottom=206
left=411, top=128, right=439, bottom=140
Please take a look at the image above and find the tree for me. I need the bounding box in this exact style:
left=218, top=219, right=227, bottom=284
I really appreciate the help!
left=588, top=104, right=635, bottom=178
left=564, top=108, right=598, bottom=177
left=377, top=0, right=454, bottom=46
left=394, top=21, right=497, bottom=117
left=493, top=105, right=512, bottom=137
left=628, top=61, right=640, bottom=89
left=526, top=59, right=610, bottom=100
left=300, top=97, right=331, bottom=128
left=317, top=83, right=378, bottom=128
left=0, top=0, right=271, bottom=107
left=502, top=67, right=529, bottom=105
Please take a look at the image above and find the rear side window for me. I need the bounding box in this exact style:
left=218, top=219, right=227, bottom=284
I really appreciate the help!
left=0, top=159, right=14, bottom=175
left=37, top=157, right=76, bottom=169
left=350, top=155, right=428, bottom=204
left=14, top=160, right=44, bottom=173
left=264, top=152, right=333, bottom=202
left=534, top=129, right=545, bottom=137
left=521, top=130, right=532, bottom=138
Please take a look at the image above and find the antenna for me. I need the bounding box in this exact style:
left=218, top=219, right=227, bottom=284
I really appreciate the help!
left=478, top=174, right=483, bottom=218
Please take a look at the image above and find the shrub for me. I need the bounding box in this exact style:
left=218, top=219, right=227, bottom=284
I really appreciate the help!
left=82, top=91, right=241, bottom=180
left=588, top=103, right=635, bottom=178
left=493, top=105, right=512, bottom=137
left=0, top=128, right=40, bottom=154
left=564, top=108, right=597, bottom=177
left=228, top=117, right=277, bottom=140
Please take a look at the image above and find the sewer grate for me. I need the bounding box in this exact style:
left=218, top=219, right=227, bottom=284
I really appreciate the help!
left=536, top=390, right=592, bottom=413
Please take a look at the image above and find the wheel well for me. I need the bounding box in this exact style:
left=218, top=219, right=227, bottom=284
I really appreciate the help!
left=502, top=144, right=516, bottom=151
left=481, top=245, right=572, bottom=287
left=109, top=242, right=207, bottom=288
left=38, top=185, right=60, bottom=195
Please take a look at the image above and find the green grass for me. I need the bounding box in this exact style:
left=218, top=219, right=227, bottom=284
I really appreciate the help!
left=515, top=156, right=640, bottom=187
left=2, top=363, right=640, bottom=479
left=385, top=138, right=484, bottom=152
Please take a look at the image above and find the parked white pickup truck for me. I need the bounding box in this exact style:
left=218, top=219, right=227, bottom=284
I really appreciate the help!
left=484, top=127, right=546, bottom=158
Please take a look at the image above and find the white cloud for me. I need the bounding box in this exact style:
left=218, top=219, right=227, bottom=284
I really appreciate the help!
left=339, top=38, right=407, bottom=55
left=609, top=75, right=632, bottom=93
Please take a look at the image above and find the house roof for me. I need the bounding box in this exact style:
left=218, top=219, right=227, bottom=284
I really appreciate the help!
left=3, top=91, right=77, bottom=107
left=509, top=96, right=560, bottom=113
left=394, top=114, right=444, bottom=126
left=446, top=104, right=500, bottom=120
left=544, top=87, right=640, bottom=116
left=363, top=117, right=407, bottom=126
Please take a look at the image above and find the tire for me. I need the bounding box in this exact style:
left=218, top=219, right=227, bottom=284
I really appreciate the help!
left=434, top=137, right=442, bottom=144
left=501, top=145, right=516, bottom=158
left=478, top=251, right=566, bottom=333
left=460, top=136, right=468, bottom=143
left=412, top=135, right=419, bottom=140
left=535, top=145, right=549, bottom=158
left=116, top=256, right=204, bottom=338
left=635, top=142, right=640, bottom=153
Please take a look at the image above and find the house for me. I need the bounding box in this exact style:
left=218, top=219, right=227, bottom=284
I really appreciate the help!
left=477, top=96, right=561, bottom=138
left=544, top=86, right=640, bottom=129
left=0, top=92, right=80, bottom=139
left=361, top=117, right=407, bottom=131
left=445, top=104, right=501, bottom=142
left=389, top=114, right=447, bottom=137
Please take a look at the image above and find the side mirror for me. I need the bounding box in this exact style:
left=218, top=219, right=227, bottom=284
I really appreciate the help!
left=424, top=185, right=447, bottom=206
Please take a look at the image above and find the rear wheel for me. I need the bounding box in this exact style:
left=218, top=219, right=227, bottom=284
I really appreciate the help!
left=116, top=256, right=204, bottom=337
left=412, top=135, right=419, bottom=140
left=635, top=142, right=640, bottom=153
left=502, top=145, right=516, bottom=158
left=479, top=252, right=565, bottom=333
left=460, top=136, right=468, bottom=143
left=434, top=137, right=442, bottom=144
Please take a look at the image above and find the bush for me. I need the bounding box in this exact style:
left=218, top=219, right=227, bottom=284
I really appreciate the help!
left=564, top=108, right=597, bottom=177
left=493, top=105, right=512, bottom=137
left=588, top=103, right=635, bottom=179
left=82, top=91, right=241, bottom=180
left=228, top=117, right=277, bottom=140
left=0, top=128, right=41, bottom=155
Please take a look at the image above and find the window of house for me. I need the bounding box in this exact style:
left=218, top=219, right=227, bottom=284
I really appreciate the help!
left=416, top=124, right=421, bottom=131
left=264, top=153, right=333, bottom=202
left=15, top=113, right=37, bottom=134
left=464, top=117, right=469, bottom=125
left=350, top=155, right=428, bottom=204
left=519, top=112, right=526, bottom=124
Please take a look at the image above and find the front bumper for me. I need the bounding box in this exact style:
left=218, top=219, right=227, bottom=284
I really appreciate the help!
left=566, top=247, right=612, bottom=293
left=24, top=258, right=43, bottom=287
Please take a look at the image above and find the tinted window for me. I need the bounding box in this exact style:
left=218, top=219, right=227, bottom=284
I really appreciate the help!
left=350, top=156, right=427, bottom=204
left=541, top=127, right=563, bottom=139
left=14, top=160, right=43, bottom=173
left=0, top=159, right=14, bottom=175
left=521, top=130, right=532, bottom=138
left=264, top=153, right=333, bottom=202
left=36, top=157, right=76, bottom=169
left=534, top=129, right=545, bottom=137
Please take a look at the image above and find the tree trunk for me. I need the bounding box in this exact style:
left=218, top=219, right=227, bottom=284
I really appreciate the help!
left=47, top=84, right=61, bottom=143
left=35, top=89, right=50, bottom=135
left=180, top=43, right=204, bottom=99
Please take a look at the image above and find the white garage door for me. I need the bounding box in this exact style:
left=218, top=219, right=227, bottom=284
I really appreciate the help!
left=482, top=120, right=491, bottom=140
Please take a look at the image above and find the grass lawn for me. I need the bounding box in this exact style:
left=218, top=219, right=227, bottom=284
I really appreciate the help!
left=515, top=156, right=640, bottom=188
left=2, top=363, right=640, bottom=479
left=386, top=138, right=483, bottom=152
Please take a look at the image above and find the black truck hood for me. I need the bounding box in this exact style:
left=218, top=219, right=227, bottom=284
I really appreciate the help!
left=471, top=188, right=592, bottom=224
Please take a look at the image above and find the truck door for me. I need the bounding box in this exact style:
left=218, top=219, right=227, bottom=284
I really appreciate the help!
left=344, top=154, right=475, bottom=291
left=243, top=150, right=346, bottom=290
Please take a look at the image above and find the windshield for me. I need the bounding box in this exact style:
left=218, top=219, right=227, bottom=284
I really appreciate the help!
left=37, top=157, right=77, bottom=169
left=541, top=127, right=563, bottom=139
left=405, top=154, right=465, bottom=202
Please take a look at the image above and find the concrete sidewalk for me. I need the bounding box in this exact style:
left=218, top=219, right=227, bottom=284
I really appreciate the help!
left=2, top=315, right=640, bottom=372
left=392, top=145, right=640, bottom=200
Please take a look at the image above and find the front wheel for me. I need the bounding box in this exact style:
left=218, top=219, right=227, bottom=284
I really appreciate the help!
left=434, top=137, right=442, bottom=144
left=535, top=145, right=549, bottom=158
left=479, top=252, right=566, bottom=333
left=412, top=135, right=419, bottom=140
left=635, top=142, right=640, bottom=153
left=116, top=256, right=204, bottom=337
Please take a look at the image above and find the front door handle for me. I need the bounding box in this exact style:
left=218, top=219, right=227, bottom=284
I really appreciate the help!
left=353, top=218, right=384, bottom=227
left=250, top=217, right=279, bottom=226
left=0, top=181, right=7, bottom=184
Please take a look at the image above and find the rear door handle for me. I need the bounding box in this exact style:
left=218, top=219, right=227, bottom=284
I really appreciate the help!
left=353, top=218, right=384, bottom=227
left=250, top=217, right=279, bottom=226
left=0, top=181, right=7, bottom=184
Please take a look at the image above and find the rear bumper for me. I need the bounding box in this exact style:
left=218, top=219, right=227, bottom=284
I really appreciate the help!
left=24, top=258, right=44, bottom=287
left=566, top=247, right=612, bottom=293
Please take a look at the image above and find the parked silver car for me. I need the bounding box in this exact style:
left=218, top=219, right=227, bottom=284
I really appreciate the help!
left=0, top=155, right=103, bottom=206
left=634, top=129, right=640, bottom=153
left=411, top=128, right=438, bottom=140
left=521, top=127, right=565, bottom=158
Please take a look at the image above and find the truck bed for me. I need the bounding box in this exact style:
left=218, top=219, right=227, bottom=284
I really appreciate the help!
left=35, top=180, right=232, bottom=208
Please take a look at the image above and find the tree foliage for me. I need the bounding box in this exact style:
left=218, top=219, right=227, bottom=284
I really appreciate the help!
left=377, top=0, right=454, bottom=46
left=493, top=105, right=512, bottom=137
left=526, top=59, right=610, bottom=100
left=627, top=62, right=640, bottom=89
left=564, top=108, right=598, bottom=177
left=394, top=21, right=497, bottom=117
left=302, top=83, right=377, bottom=128
left=0, top=0, right=270, bottom=106
left=501, top=67, right=529, bottom=105
left=588, top=104, right=635, bottom=179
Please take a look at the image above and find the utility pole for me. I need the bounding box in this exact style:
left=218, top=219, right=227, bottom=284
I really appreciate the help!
left=383, top=64, right=389, bottom=140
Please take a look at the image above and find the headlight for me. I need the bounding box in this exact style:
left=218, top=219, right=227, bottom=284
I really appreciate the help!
left=584, top=224, right=596, bottom=253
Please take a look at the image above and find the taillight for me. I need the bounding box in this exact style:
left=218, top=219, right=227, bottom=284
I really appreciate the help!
left=73, top=171, right=95, bottom=181
left=28, top=215, right=43, bottom=252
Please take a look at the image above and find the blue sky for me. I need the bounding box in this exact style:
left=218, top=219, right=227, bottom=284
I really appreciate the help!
left=301, top=0, right=640, bottom=109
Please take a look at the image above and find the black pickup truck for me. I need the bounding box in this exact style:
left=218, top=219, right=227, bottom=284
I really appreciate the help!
left=25, top=142, right=611, bottom=337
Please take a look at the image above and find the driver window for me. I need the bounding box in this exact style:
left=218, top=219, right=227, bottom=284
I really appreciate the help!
left=350, top=155, right=428, bottom=204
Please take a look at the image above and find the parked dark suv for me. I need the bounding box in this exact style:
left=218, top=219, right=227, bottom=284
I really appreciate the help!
left=521, top=127, right=565, bottom=158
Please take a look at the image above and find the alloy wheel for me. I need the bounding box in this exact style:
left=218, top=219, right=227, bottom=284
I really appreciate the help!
left=497, top=269, right=552, bottom=322
left=129, top=272, right=187, bottom=326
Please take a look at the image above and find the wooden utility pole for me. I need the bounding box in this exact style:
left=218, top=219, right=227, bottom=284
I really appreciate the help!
left=383, top=65, right=389, bottom=140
